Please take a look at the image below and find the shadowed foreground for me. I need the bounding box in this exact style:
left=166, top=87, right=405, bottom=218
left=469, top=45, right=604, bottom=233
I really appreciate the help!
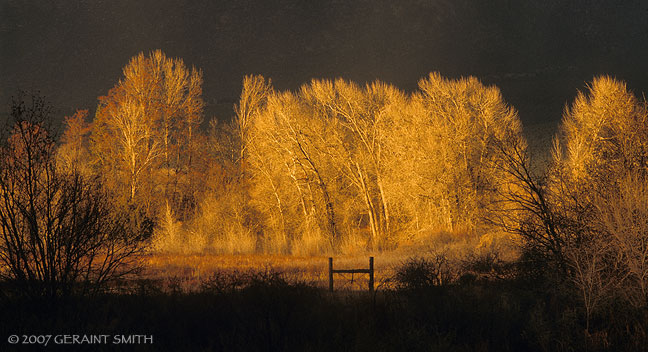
left=2, top=261, right=646, bottom=352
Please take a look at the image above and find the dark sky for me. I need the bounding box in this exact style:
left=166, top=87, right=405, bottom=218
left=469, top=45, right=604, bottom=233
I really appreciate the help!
left=2, top=0, right=648, bottom=132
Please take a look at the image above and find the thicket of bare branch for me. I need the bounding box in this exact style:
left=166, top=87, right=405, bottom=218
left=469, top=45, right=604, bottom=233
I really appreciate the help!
left=0, top=94, right=144, bottom=298
left=493, top=76, right=648, bottom=331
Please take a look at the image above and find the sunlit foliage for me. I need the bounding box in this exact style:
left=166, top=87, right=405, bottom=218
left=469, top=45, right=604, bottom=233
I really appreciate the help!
left=554, top=77, right=648, bottom=314
left=556, top=76, right=648, bottom=191
left=91, top=50, right=204, bottom=220
left=240, top=73, right=524, bottom=253
left=503, top=76, right=648, bottom=330
left=400, top=73, right=524, bottom=236
left=56, top=52, right=527, bottom=256
left=57, top=109, right=93, bottom=177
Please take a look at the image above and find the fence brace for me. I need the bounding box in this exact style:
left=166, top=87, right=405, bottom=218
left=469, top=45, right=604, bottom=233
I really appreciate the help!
left=328, top=257, right=374, bottom=292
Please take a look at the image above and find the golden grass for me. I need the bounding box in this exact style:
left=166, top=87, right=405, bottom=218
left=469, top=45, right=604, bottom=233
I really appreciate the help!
left=142, top=252, right=414, bottom=292
left=141, top=230, right=520, bottom=292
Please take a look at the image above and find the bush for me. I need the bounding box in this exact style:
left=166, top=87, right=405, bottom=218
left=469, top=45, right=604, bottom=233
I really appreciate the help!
left=395, top=255, right=454, bottom=290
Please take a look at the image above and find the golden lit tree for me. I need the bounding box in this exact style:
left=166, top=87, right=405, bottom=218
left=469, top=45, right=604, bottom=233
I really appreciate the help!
left=235, top=75, right=273, bottom=162
left=91, top=50, right=204, bottom=218
left=301, top=79, right=405, bottom=250
left=549, top=76, right=648, bottom=254
left=241, top=73, right=525, bottom=253
left=554, top=76, right=648, bottom=195
left=550, top=76, right=648, bottom=315
left=249, top=89, right=343, bottom=253
left=57, top=109, right=93, bottom=177
left=92, top=86, right=162, bottom=211
left=410, top=73, right=524, bottom=234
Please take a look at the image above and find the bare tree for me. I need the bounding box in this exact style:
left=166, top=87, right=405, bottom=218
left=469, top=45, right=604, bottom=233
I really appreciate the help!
left=408, top=73, right=525, bottom=236
left=91, top=50, right=204, bottom=219
left=0, top=95, right=144, bottom=298
left=595, top=172, right=648, bottom=308
left=565, top=235, right=620, bottom=333
left=241, top=73, right=526, bottom=253
left=92, top=86, right=162, bottom=209
left=492, top=76, right=648, bottom=333
left=235, top=75, right=273, bottom=163
left=57, top=109, right=93, bottom=177
left=304, top=79, right=399, bottom=249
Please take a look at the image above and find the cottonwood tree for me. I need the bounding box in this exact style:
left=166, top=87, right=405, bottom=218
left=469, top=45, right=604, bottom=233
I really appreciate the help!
left=57, top=109, right=93, bottom=177
left=91, top=50, right=204, bottom=220
left=254, top=89, right=342, bottom=253
left=245, top=91, right=321, bottom=252
left=0, top=95, right=144, bottom=298
left=92, top=86, right=161, bottom=213
left=302, top=79, right=403, bottom=250
left=236, top=76, right=290, bottom=252
left=554, top=76, right=648, bottom=194
left=245, top=110, right=290, bottom=251
left=551, top=76, right=648, bottom=250
left=242, top=78, right=356, bottom=252
left=241, top=73, right=526, bottom=253
left=551, top=77, right=648, bottom=314
left=492, top=77, right=648, bottom=332
left=595, top=172, right=648, bottom=308
left=409, top=73, right=525, bottom=235
left=235, top=75, right=273, bottom=163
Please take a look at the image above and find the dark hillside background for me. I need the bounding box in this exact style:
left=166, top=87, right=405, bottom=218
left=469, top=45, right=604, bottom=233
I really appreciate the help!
left=2, top=0, right=647, bottom=152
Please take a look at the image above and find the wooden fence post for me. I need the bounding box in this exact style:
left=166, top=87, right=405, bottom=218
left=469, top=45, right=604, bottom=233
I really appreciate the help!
left=329, top=257, right=334, bottom=292
left=329, top=257, right=374, bottom=293
left=369, top=257, right=374, bottom=293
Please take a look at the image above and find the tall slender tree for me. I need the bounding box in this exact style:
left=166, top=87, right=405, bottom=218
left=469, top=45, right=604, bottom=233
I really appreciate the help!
left=91, top=50, right=203, bottom=219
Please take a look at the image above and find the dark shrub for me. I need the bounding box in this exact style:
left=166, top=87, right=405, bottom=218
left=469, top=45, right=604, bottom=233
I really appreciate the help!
left=395, top=255, right=453, bottom=290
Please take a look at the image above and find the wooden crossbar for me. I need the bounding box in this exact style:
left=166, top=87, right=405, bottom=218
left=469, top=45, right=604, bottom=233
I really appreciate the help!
left=328, top=257, right=374, bottom=292
left=332, top=269, right=371, bottom=274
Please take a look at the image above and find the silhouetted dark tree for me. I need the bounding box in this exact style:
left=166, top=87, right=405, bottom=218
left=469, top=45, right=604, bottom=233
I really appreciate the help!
left=0, top=94, right=145, bottom=298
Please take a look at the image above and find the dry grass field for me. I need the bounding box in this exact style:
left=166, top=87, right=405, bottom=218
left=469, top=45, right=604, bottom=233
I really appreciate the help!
left=144, top=253, right=390, bottom=292
left=142, top=232, right=517, bottom=292
left=143, top=251, right=426, bottom=292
